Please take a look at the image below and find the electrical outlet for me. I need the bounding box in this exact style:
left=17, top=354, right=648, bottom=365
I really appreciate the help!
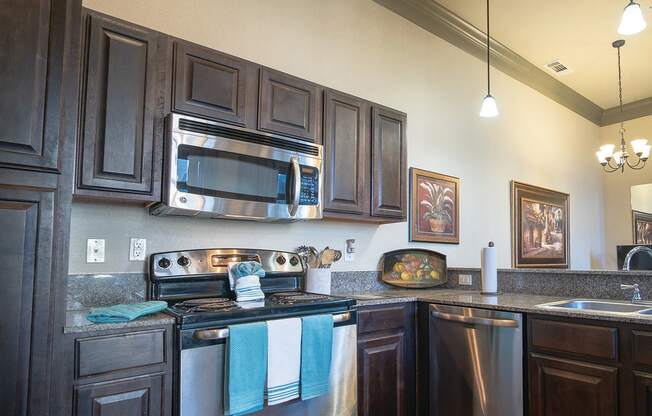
left=87, top=239, right=105, bottom=263
left=459, top=274, right=473, bottom=286
left=344, top=239, right=356, bottom=262
left=129, top=238, right=147, bottom=261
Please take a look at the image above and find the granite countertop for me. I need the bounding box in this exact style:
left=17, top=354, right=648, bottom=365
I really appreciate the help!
left=64, top=309, right=176, bottom=334
left=347, top=289, right=652, bottom=325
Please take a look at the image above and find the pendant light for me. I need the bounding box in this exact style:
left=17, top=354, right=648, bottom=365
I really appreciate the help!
left=479, top=0, right=499, bottom=118
left=596, top=40, right=650, bottom=173
left=618, top=1, right=647, bottom=35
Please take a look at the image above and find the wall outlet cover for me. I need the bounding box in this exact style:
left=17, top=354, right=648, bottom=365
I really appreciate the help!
left=129, top=238, right=147, bottom=261
left=459, top=274, right=473, bottom=286
left=87, top=239, right=105, bottom=263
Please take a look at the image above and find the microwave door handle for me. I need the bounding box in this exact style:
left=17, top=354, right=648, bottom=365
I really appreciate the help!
left=288, top=157, right=301, bottom=216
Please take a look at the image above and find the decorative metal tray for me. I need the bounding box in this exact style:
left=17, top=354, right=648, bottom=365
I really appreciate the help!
left=380, top=249, right=447, bottom=289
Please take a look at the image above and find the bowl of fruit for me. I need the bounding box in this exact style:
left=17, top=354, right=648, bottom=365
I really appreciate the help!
left=380, top=249, right=447, bottom=288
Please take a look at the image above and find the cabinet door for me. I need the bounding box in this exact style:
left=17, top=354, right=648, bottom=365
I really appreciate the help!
left=528, top=353, right=618, bottom=416
left=0, top=0, right=78, bottom=171
left=173, top=41, right=256, bottom=127
left=634, top=371, right=652, bottom=416
left=370, top=106, right=407, bottom=219
left=74, top=374, right=164, bottom=416
left=0, top=186, right=55, bottom=416
left=322, top=90, right=369, bottom=214
left=76, top=11, right=161, bottom=200
left=358, top=331, right=407, bottom=416
left=258, top=68, right=321, bottom=142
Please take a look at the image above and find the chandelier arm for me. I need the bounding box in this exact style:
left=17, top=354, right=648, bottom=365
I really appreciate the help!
left=603, top=161, right=621, bottom=173
left=628, top=158, right=647, bottom=170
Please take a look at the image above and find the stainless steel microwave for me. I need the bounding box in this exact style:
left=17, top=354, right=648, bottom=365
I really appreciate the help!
left=150, top=114, right=323, bottom=221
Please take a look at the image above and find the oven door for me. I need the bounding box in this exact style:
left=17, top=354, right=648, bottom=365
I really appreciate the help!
left=159, top=115, right=322, bottom=221
left=179, top=312, right=357, bottom=416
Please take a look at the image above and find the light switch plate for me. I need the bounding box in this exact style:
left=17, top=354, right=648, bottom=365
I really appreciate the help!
left=129, top=238, right=147, bottom=261
left=344, top=239, right=356, bottom=262
left=87, top=239, right=105, bottom=263
left=459, top=274, right=473, bottom=286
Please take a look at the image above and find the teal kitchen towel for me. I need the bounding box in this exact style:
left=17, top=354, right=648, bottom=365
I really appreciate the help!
left=225, top=322, right=268, bottom=416
left=300, top=314, right=333, bottom=400
left=230, top=261, right=266, bottom=278
left=86, top=301, right=168, bottom=323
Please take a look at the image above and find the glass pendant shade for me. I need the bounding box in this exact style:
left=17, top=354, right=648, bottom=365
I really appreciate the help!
left=596, top=151, right=609, bottom=164
left=631, top=138, right=649, bottom=155
left=618, top=1, right=647, bottom=35
left=600, top=144, right=617, bottom=157
left=479, top=94, right=499, bottom=118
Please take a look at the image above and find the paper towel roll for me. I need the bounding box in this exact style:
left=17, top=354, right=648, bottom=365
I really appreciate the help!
left=481, top=242, right=498, bottom=294
left=305, top=269, right=331, bottom=295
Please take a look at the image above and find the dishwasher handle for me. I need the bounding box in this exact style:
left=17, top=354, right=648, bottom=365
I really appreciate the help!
left=430, top=307, right=519, bottom=328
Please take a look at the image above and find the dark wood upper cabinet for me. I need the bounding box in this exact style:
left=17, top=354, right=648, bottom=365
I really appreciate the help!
left=322, top=90, right=369, bottom=215
left=0, top=186, right=56, bottom=416
left=173, top=41, right=257, bottom=127
left=0, top=0, right=79, bottom=172
left=528, top=353, right=618, bottom=416
left=371, top=106, right=407, bottom=219
left=258, top=68, right=321, bottom=142
left=75, top=10, right=162, bottom=201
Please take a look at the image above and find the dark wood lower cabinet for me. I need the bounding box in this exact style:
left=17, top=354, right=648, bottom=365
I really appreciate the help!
left=528, top=353, right=618, bottom=416
left=357, top=303, right=415, bottom=416
left=74, top=373, right=164, bottom=416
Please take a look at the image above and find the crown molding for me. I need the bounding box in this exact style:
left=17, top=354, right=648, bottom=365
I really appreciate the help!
left=601, top=97, right=652, bottom=126
left=372, top=0, right=611, bottom=125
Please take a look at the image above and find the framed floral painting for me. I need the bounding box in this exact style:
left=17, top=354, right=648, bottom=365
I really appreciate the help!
left=511, top=181, right=569, bottom=268
left=633, top=210, right=652, bottom=244
left=409, top=168, right=459, bottom=244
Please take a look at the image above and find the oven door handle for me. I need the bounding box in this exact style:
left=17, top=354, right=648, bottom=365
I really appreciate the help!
left=288, top=156, right=301, bottom=217
left=194, top=312, right=352, bottom=340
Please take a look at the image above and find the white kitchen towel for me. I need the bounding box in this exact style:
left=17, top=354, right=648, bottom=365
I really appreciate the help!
left=234, top=275, right=265, bottom=302
left=265, top=318, right=302, bottom=405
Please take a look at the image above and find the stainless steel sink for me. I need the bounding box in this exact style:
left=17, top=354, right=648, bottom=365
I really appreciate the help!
left=537, top=299, right=652, bottom=315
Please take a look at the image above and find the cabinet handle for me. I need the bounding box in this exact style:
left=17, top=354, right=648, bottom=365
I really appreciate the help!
left=430, top=308, right=519, bottom=328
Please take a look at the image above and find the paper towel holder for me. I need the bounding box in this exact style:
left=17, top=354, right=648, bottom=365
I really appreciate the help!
left=481, top=241, right=501, bottom=296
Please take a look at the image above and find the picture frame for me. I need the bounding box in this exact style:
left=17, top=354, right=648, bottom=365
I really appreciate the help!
left=409, top=168, right=460, bottom=244
left=511, top=181, right=570, bottom=268
left=633, top=210, right=652, bottom=244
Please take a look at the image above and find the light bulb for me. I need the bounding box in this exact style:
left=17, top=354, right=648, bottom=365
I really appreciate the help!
left=596, top=151, right=609, bottom=165
left=631, top=138, right=649, bottom=155
left=613, top=151, right=624, bottom=165
left=479, top=94, right=499, bottom=118
left=618, top=1, right=647, bottom=35
left=600, top=144, right=616, bottom=158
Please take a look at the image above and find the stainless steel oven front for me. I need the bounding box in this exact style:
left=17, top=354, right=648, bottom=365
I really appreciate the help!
left=151, top=113, right=323, bottom=221
left=179, top=311, right=357, bottom=416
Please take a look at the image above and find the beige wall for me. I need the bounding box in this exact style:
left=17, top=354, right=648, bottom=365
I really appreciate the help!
left=601, top=115, right=652, bottom=269
left=70, top=0, right=605, bottom=274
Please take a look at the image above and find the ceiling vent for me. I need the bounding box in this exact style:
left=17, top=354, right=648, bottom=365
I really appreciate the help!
left=545, top=60, right=572, bottom=76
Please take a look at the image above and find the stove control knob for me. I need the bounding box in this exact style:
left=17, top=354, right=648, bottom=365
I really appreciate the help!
left=158, top=257, right=171, bottom=269
left=289, top=256, right=299, bottom=266
left=177, top=256, right=191, bottom=267
left=276, top=255, right=286, bottom=265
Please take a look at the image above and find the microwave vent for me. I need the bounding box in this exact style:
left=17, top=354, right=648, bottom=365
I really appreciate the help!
left=178, top=118, right=320, bottom=156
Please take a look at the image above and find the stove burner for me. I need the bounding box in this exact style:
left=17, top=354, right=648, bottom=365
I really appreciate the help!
left=269, top=292, right=330, bottom=304
left=174, top=297, right=238, bottom=312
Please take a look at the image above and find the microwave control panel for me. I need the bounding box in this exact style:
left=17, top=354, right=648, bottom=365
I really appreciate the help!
left=299, top=166, right=319, bottom=205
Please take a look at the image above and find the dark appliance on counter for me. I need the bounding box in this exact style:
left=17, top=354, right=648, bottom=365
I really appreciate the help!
left=617, top=244, right=652, bottom=270
left=149, top=248, right=356, bottom=416
left=150, top=114, right=323, bottom=221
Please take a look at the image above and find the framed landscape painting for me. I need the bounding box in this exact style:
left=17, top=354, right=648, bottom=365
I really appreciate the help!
left=633, top=210, right=652, bottom=244
left=511, top=181, right=569, bottom=268
left=409, top=168, right=460, bottom=244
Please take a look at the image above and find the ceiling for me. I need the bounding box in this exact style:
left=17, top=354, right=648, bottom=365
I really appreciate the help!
left=436, top=0, right=652, bottom=109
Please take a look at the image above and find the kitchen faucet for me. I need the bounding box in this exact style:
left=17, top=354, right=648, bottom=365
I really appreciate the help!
left=622, top=246, right=652, bottom=272
left=621, top=283, right=642, bottom=303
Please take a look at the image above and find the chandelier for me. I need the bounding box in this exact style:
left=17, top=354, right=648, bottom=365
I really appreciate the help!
left=596, top=40, right=650, bottom=173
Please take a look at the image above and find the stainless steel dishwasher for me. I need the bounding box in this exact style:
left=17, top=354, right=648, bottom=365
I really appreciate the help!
left=429, top=304, right=523, bottom=416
